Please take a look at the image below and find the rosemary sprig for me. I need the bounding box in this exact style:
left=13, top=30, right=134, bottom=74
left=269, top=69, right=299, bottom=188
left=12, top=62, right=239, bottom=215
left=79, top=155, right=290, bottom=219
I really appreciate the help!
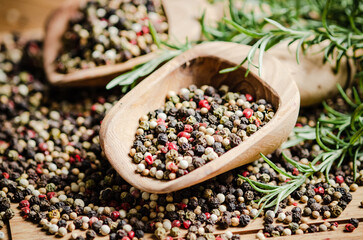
left=240, top=83, right=363, bottom=217
left=201, top=0, right=363, bottom=76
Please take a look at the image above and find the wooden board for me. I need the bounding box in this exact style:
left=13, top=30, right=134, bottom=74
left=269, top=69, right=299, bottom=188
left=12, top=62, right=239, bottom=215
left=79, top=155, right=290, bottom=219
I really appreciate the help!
left=7, top=187, right=363, bottom=240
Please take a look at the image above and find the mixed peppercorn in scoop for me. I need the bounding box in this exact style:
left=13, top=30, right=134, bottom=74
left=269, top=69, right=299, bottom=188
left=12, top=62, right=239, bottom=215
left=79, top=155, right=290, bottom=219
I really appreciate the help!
left=56, top=0, right=168, bottom=73
left=130, top=85, right=275, bottom=180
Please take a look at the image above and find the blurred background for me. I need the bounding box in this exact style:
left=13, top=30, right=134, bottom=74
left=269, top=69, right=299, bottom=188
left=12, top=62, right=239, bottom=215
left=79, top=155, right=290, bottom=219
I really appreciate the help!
left=0, top=0, right=65, bottom=33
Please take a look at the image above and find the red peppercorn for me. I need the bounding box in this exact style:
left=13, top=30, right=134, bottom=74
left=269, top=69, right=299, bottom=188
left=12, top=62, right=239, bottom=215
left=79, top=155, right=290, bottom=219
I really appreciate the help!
left=167, top=162, right=178, bottom=173
left=318, top=187, right=325, bottom=194
left=120, top=202, right=130, bottom=211
left=184, top=124, right=193, bottom=133
left=198, top=100, right=211, bottom=110
left=91, top=104, right=97, bottom=112
left=19, top=200, right=30, bottom=208
left=38, top=194, right=46, bottom=199
left=292, top=168, right=299, bottom=176
left=166, top=237, right=173, bottom=240
left=177, top=131, right=190, bottom=139
left=161, top=147, right=168, bottom=153
left=205, top=212, right=211, bottom=219
left=111, top=211, right=120, bottom=221
left=333, top=222, right=338, bottom=228
left=242, top=171, right=250, bottom=177
left=336, top=175, right=344, bottom=184
left=38, top=142, right=48, bottom=152
left=245, top=94, right=253, bottom=101
left=178, top=203, right=187, bottom=210
left=167, top=142, right=178, bottom=151
left=242, top=108, right=254, bottom=119
left=128, top=231, right=135, bottom=238
left=21, top=207, right=30, bottom=215
left=345, top=223, right=355, bottom=232
left=295, top=123, right=303, bottom=127
left=145, top=155, right=154, bottom=165
left=121, top=237, right=130, bottom=240
left=2, top=172, right=9, bottom=179
left=183, top=220, right=191, bottom=229
left=47, top=192, right=56, bottom=200
left=69, top=156, right=76, bottom=164
left=172, top=220, right=181, bottom=227
left=292, top=202, right=298, bottom=206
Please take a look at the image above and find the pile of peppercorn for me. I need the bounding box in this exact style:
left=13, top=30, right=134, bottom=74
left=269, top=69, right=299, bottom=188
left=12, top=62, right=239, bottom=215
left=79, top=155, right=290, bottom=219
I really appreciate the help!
left=0, top=33, right=362, bottom=240
left=130, top=85, right=275, bottom=180
left=56, top=0, right=168, bottom=73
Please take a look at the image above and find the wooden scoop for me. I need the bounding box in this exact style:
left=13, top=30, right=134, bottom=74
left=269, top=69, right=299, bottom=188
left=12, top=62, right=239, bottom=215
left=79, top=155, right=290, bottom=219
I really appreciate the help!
left=100, top=41, right=300, bottom=194
left=43, top=0, right=224, bottom=86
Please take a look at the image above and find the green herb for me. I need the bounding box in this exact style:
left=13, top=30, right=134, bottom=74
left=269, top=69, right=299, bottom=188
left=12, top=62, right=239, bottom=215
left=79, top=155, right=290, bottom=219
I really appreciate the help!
left=240, top=82, right=363, bottom=217
left=201, top=0, right=363, bottom=76
left=107, top=0, right=362, bottom=91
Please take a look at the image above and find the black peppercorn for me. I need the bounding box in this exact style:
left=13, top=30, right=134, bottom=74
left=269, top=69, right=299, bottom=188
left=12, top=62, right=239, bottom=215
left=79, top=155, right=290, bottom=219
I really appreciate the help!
left=57, top=219, right=67, bottom=227
left=349, top=218, right=359, bottom=228
left=86, top=229, right=96, bottom=240
left=219, top=215, right=231, bottom=229
left=239, top=214, right=250, bottom=227
left=264, top=224, right=274, bottom=234
left=307, top=224, right=318, bottom=233
left=135, top=229, right=144, bottom=238
left=74, top=218, right=83, bottom=229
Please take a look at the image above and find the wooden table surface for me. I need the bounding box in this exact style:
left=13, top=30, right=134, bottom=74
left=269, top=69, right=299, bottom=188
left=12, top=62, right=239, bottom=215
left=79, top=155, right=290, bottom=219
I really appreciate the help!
left=5, top=187, right=363, bottom=240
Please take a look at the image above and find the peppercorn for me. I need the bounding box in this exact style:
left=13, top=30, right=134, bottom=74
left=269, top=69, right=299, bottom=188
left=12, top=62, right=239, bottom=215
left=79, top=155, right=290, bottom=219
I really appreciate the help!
left=330, top=205, right=343, bottom=218
left=85, top=229, right=96, bottom=240
left=345, top=223, right=356, bottom=232
left=349, top=218, right=359, bottom=228
left=264, top=224, right=274, bottom=234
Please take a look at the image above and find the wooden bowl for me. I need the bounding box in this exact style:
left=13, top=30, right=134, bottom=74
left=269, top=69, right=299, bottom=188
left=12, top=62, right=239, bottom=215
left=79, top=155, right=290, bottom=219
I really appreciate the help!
left=100, top=42, right=300, bottom=193
left=43, top=0, right=224, bottom=86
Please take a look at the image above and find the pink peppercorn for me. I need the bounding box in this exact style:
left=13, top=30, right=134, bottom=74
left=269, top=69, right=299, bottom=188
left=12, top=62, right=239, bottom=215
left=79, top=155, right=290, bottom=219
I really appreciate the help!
left=172, top=220, right=181, bottom=227
left=243, top=108, right=254, bottom=119
left=336, top=175, right=344, bottom=184
left=184, top=124, right=193, bottom=133
left=111, top=211, right=120, bottom=221
left=183, top=220, right=191, bottom=229
left=167, top=142, right=178, bottom=150
left=345, top=223, right=355, bottom=232
left=245, top=94, right=253, bottom=101
left=177, top=131, right=190, bottom=139
left=128, top=231, right=135, bottom=238
left=19, top=200, right=30, bottom=208
left=145, top=155, right=154, bottom=165
left=198, top=100, right=211, bottom=110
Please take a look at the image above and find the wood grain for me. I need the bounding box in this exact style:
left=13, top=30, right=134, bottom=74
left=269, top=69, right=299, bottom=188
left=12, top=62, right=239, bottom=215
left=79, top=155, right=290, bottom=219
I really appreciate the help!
left=43, top=0, right=225, bottom=86
left=8, top=187, right=363, bottom=240
left=99, top=41, right=300, bottom=194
